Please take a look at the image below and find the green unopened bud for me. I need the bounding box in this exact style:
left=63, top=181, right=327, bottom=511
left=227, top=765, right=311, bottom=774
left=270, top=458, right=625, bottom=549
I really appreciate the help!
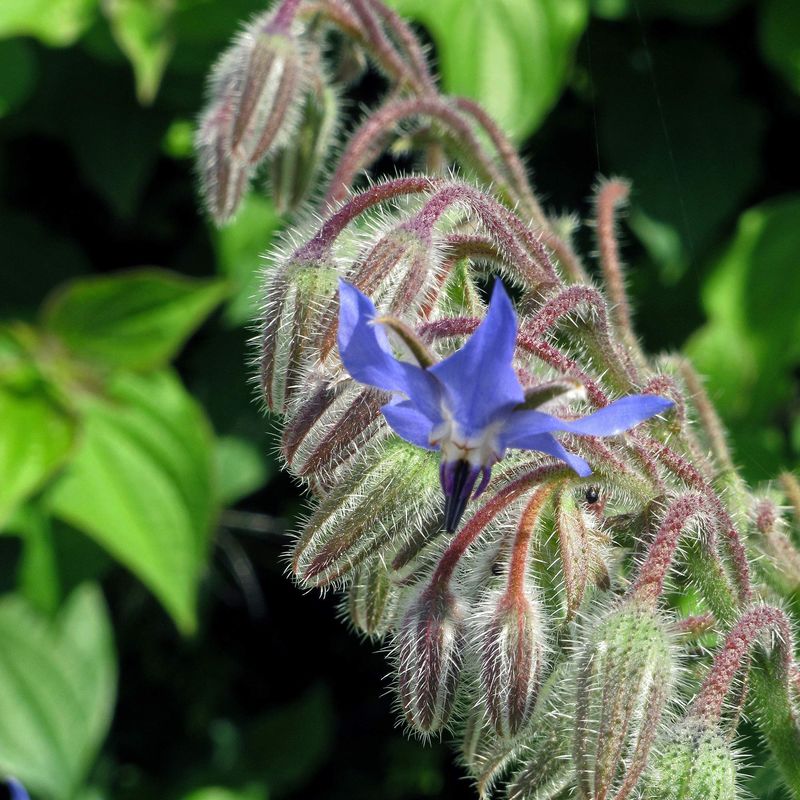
left=574, top=602, right=675, bottom=800
left=640, top=722, right=737, bottom=800
left=269, top=85, right=339, bottom=215
left=347, top=558, right=399, bottom=638
left=291, top=439, right=440, bottom=588
left=555, top=487, right=611, bottom=620
left=260, top=255, right=340, bottom=414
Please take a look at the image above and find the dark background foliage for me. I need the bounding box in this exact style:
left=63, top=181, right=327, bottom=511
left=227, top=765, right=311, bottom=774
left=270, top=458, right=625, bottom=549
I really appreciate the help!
left=0, top=0, right=798, bottom=798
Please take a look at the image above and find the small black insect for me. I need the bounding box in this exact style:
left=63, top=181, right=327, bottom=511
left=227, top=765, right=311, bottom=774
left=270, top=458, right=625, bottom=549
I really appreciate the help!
left=585, top=485, right=600, bottom=505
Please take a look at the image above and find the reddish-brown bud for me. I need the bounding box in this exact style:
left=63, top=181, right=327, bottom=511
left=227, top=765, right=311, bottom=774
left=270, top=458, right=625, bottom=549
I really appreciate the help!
left=475, top=587, right=546, bottom=738
left=395, top=581, right=466, bottom=734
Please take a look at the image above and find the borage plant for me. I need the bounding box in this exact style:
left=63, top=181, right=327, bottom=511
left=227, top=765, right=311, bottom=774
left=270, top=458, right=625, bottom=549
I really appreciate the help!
left=196, top=1, right=800, bottom=798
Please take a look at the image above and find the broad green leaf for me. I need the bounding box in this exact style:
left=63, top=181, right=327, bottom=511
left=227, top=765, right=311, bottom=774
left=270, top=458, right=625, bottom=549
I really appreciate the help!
left=0, top=0, right=97, bottom=46
left=213, top=194, right=282, bottom=326
left=10, top=506, right=62, bottom=616
left=387, top=0, right=589, bottom=140
left=46, top=370, right=218, bottom=633
left=760, top=0, right=800, bottom=94
left=103, top=0, right=176, bottom=104
left=42, top=269, right=227, bottom=371
left=0, top=40, right=37, bottom=117
left=595, top=37, right=765, bottom=265
left=0, top=584, right=116, bottom=800
left=182, top=787, right=266, bottom=800
left=215, top=436, right=271, bottom=507
left=0, top=382, right=75, bottom=529
left=242, top=684, right=333, bottom=795
left=685, top=196, right=800, bottom=479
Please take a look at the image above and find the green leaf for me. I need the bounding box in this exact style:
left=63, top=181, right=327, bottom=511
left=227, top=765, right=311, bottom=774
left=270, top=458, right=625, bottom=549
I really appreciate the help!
left=760, top=0, right=800, bottom=95
left=685, top=195, right=800, bottom=479
left=182, top=787, right=267, bottom=800
left=387, top=0, right=589, bottom=140
left=213, top=194, right=282, bottom=326
left=42, top=269, right=228, bottom=371
left=0, top=0, right=97, bottom=46
left=46, top=371, right=218, bottom=633
left=215, top=436, right=271, bottom=507
left=10, top=506, right=62, bottom=616
left=242, top=684, right=334, bottom=796
left=595, top=37, right=765, bottom=262
left=0, top=381, right=76, bottom=529
left=103, top=0, right=176, bottom=104
left=0, top=584, right=116, bottom=800
left=0, top=39, right=37, bottom=117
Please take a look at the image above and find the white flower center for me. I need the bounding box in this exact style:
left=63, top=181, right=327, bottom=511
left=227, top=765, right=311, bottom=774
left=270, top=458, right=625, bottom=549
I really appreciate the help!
left=428, top=408, right=505, bottom=467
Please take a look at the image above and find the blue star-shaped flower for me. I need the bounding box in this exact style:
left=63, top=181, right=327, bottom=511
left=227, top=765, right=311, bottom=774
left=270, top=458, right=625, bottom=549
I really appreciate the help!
left=337, top=278, right=672, bottom=531
left=5, top=779, right=30, bottom=800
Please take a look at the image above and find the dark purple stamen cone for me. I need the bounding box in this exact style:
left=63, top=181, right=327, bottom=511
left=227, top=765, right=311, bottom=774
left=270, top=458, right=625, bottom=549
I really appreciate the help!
left=442, top=459, right=483, bottom=532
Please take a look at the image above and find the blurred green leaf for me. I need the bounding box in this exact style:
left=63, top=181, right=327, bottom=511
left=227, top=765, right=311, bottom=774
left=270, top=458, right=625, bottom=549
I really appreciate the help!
left=46, top=370, right=218, bottom=633
left=213, top=194, right=281, bottom=326
left=685, top=195, right=800, bottom=477
left=215, top=436, right=271, bottom=507
left=759, top=0, right=800, bottom=94
left=183, top=787, right=267, bottom=800
left=243, top=684, right=333, bottom=796
left=0, top=39, right=37, bottom=117
left=0, top=0, right=97, bottom=46
left=635, top=0, right=746, bottom=22
left=0, top=380, right=75, bottom=529
left=0, top=584, right=116, bottom=800
left=42, top=269, right=227, bottom=371
left=10, top=506, right=62, bottom=616
left=387, top=0, right=589, bottom=140
left=103, top=0, right=176, bottom=103
left=596, top=38, right=765, bottom=265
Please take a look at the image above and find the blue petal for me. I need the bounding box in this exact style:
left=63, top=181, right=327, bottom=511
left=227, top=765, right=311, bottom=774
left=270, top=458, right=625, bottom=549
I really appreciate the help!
left=7, top=779, right=30, bottom=800
left=500, top=394, right=672, bottom=448
left=429, top=279, right=524, bottom=435
left=381, top=400, right=438, bottom=450
left=337, top=280, right=442, bottom=423
left=520, top=433, right=592, bottom=477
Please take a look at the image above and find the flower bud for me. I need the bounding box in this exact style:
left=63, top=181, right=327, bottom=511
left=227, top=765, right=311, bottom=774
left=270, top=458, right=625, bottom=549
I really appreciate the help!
left=195, top=94, right=253, bottom=223
left=395, top=581, right=465, bottom=734
left=506, top=661, right=576, bottom=800
left=316, top=224, right=443, bottom=361
left=639, top=722, right=737, bottom=800
left=555, top=487, right=612, bottom=620
left=474, top=588, right=546, bottom=737
left=347, top=558, right=399, bottom=638
left=281, top=382, right=386, bottom=490
left=574, top=602, right=675, bottom=800
left=269, top=85, right=339, bottom=215
left=228, top=14, right=308, bottom=166
left=260, top=255, right=340, bottom=414
left=291, top=439, right=441, bottom=588
left=196, top=6, right=312, bottom=222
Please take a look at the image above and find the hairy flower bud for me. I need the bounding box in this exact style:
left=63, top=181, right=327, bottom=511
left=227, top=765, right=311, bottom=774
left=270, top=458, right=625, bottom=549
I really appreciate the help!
left=260, top=255, right=340, bottom=414
left=291, top=439, right=441, bottom=588
left=639, top=723, right=737, bottom=800
left=395, top=581, right=465, bottom=734
left=269, top=85, right=339, bottom=215
left=474, top=587, right=546, bottom=738
left=196, top=4, right=312, bottom=222
left=555, top=486, right=612, bottom=619
left=574, top=602, right=675, bottom=800
left=347, top=558, right=399, bottom=638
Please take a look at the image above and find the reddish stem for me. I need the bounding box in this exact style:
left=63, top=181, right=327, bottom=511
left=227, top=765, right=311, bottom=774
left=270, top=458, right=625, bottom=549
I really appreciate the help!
left=296, top=176, right=438, bottom=261
left=690, top=605, right=794, bottom=724
left=431, top=465, right=567, bottom=588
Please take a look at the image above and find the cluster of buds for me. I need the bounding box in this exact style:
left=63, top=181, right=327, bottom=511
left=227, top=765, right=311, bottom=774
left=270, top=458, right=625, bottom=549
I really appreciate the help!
left=197, top=1, right=800, bottom=797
